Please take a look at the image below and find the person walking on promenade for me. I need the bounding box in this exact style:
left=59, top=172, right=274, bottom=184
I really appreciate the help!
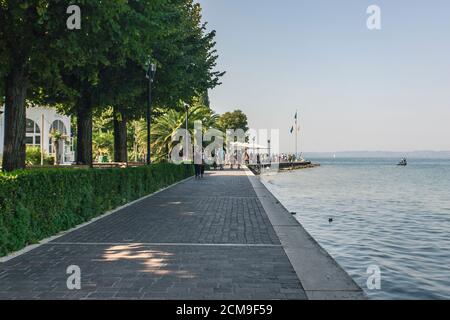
left=244, top=150, right=250, bottom=165
left=236, top=150, right=242, bottom=170
left=217, top=148, right=225, bottom=170
left=194, top=146, right=202, bottom=179
left=201, top=149, right=205, bottom=178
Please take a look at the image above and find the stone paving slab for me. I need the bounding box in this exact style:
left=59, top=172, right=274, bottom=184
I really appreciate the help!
left=54, top=195, right=279, bottom=245
left=0, top=170, right=307, bottom=300
left=0, top=243, right=305, bottom=300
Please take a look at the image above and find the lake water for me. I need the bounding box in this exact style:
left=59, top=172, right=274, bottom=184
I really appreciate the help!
left=260, top=158, right=450, bottom=299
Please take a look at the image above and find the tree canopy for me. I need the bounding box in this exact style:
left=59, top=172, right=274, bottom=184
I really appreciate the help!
left=0, top=0, right=224, bottom=171
left=216, top=110, right=249, bottom=133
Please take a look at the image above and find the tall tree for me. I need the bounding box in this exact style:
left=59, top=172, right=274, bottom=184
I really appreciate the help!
left=152, top=0, right=224, bottom=108
left=216, top=110, right=249, bottom=133
left=55, top=1, right=134, bottom=166
left=95, top=0, right=165, bottom=163
left=98, top=61, right=148, bottom=163
left=99, top=0, right=224, bottom=162
left=1, top=0, right=224, bottom=170
left=0, top=1, right=130, bottom=170
left=0, top=1, right=56, bottom=171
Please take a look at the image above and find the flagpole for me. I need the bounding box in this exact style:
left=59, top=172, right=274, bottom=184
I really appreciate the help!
left=295, top=109, right=298, bottom=160
left=298, top=111, right=300, bottom=159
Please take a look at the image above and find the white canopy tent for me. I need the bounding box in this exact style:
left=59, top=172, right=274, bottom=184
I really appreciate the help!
left=228, top=141, right=268, bottom=150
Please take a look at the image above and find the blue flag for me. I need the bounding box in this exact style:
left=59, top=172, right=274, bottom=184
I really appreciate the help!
left=290, top=126, right=294, bottom=134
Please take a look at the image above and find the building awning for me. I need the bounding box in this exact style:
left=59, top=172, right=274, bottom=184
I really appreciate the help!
left=229, top=141, right=268, bottom=149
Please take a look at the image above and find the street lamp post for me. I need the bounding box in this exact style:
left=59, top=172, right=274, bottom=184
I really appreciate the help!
left=184, top=103, right=190, bottom=162
left=146, top=60, right=157, bottom=165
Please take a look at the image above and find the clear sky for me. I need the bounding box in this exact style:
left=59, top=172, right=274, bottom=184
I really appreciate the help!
left=197, top=0, right=450, bottom=153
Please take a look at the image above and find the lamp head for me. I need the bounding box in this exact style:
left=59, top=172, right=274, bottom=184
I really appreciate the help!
left=146, top=62, right=157, bottom=81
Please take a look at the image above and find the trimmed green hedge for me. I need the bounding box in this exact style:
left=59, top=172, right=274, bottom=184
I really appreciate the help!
left=0, top=164, right=194, bottom=256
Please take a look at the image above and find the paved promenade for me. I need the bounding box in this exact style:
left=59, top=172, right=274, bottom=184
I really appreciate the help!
left=0, top=170, right=364, bottom=300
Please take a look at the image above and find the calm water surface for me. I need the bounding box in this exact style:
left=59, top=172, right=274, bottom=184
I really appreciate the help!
left=260, top=158, right=450, bottom=299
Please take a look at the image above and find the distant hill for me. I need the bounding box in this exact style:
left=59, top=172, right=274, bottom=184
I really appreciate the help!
left=304, top=151, right=450, bottom=159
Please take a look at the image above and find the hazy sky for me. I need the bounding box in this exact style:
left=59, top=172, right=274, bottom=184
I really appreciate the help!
left=197, top=0, right=450, bottom=153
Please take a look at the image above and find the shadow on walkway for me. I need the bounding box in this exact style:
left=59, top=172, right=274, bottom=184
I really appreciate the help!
left=0, top=171, right=306, bottom=300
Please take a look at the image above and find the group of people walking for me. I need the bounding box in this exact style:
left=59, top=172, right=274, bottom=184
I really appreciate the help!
left=192, top=147, right=270, bottom=177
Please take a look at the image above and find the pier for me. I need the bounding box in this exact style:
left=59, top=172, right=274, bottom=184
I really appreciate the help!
left=247, top=161, right=320, bottom=175
left=0, top=170, right=364, bottom=300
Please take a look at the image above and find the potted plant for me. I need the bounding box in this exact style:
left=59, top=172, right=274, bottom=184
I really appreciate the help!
left=50, top=129, right=68, bottom=165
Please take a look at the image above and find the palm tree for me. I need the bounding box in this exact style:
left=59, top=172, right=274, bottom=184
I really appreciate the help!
left=151, top=102, right=219, bottom=162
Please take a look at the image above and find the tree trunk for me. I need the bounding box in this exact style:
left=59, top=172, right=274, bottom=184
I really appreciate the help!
left=2, top=67, right=29, bottom=172
left=76, top=98, right=93, bottom=166
left=113, top=107, right=128, bottom=163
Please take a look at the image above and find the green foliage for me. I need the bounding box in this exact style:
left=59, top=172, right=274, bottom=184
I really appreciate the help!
left=217, top=110, right=249, bottom=133
left=1, top=0, right=224, bottom=170
left=0, top=163, right=194, bottom=256
left=25, top=146, right=41, bottom=165
left=92, top=108, right=114, bottom=161
left=92, top=131, right=114, bottom=162
left=97, top=0, right=224, bottom=123
left=25, top=146, right=54, bottom=165
left=151, top=99, right=219, bottom=162
left=128, top=119, right=147, bottom=162
left=150, top=0, right=224, bottom=108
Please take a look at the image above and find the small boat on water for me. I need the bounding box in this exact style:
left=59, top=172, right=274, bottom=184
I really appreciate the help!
left=397, top=158, right=408, bottom=166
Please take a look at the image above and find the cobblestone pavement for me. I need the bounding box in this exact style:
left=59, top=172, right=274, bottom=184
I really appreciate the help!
left=0, top=171, right=307, bottom=300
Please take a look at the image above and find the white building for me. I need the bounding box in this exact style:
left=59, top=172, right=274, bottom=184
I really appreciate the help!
left=0, top=106, right=74, bottom=164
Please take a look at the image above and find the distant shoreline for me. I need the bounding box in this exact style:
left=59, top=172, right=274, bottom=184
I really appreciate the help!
left=302, top=151, right=450, bottom=159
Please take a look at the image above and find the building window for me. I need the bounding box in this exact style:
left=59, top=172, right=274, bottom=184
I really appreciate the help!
left=26, top=118, right=41, bottom=146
